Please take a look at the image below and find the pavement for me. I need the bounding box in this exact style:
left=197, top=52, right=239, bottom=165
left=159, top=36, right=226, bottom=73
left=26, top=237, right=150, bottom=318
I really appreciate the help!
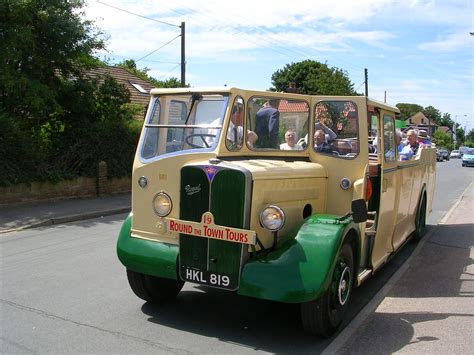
left=1, top=185, right=473, bottom=354
left=325, top=181, right=474, bottom=354
left=0, top=193, right=130, bottom=234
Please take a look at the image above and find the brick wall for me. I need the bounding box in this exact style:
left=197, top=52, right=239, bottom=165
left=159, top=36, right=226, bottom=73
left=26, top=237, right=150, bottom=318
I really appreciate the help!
left=0, top=162, right=131, bottom=205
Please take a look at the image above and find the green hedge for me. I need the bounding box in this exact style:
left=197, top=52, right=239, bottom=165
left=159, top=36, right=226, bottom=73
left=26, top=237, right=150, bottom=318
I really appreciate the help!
left=0, top=76, right=143, bottom=186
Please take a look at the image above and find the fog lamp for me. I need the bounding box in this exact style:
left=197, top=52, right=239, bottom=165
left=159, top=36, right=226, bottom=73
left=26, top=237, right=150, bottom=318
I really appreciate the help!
left=138, top=176, right=148, bottom=188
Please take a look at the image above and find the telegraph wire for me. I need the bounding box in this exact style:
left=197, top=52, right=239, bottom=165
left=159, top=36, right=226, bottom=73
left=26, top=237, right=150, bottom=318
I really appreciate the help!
left=96, top=1, right=180, bottom=28
left=162, top=2, right=365, bottom=74
left=135, top=34, right=181, bottom=62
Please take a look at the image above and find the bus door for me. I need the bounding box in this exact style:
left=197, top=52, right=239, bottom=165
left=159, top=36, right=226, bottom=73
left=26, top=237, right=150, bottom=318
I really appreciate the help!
left=371, top=113, right=399, bottom=269
left=310, top=97, right=369, bottom=217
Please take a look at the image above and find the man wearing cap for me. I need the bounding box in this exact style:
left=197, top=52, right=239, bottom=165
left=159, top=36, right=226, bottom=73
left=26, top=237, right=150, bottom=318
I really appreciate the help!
left=418, top=130, right=432, bottom=148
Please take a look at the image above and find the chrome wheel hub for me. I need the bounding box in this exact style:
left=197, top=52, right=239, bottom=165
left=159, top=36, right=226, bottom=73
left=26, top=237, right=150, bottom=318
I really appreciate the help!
left=338, top=266, right=351, bottom=306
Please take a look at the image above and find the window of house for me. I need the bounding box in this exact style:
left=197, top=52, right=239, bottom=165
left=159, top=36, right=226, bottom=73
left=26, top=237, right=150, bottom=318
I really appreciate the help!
left=130, top=82, right=148, bottom=94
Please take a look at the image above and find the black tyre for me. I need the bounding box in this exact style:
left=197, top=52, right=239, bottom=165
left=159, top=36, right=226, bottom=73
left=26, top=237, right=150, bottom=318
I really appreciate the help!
left=126, top=269, right=184, bottom=303
left=413, top=194, right=427, bottom=241
left=301, top=242, right=354, bottom=338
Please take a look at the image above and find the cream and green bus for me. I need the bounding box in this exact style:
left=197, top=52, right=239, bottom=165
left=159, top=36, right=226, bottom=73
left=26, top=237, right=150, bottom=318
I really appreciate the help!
left=117, top=87, right=436, bottom=337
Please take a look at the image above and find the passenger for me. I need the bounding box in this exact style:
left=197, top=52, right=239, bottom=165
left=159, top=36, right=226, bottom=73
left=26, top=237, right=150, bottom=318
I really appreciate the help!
left=400, top=129, right=419, bottom=160
left=246, top=130, right=258, bottom=149
left=301, top=121, right=337, bottom=148
left=405, top=129, right=420, bottom=155
left=418, top=130, right=432, bottom=148
left=226, top=104, right=244, bottom=145
left=254, top=99, right=280, bottom=149
left=371, top=136, right=378, bottom=153
left=314, top=129, right=332, bottom=153
left=280, top=129, right=303, bottom=150
left=314, top=121, right=337, bottom=142
left=397, top=130, right=412, bottom=160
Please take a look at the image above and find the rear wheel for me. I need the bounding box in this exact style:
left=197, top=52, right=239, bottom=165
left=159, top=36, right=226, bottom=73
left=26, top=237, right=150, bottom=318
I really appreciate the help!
left=126, top=269, right=184, bottom=303
left=413, top=195, right=427, bottom=241
left=301, top=242, right=354, bottom=338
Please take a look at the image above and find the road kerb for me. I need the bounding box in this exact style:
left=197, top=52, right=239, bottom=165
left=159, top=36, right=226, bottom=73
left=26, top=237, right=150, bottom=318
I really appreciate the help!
left=0, top=207, right=130, bottom=235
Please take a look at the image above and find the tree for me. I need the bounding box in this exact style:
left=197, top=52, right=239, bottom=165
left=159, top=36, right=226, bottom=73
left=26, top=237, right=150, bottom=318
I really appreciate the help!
left=439, top=113, right=453, bottom=127
left=396, top=103, right=424, bottom=121
left=270, top=60, right=357, bottom=95
left=465, top=129, right=474, bottom=147
left=423, top=106, right=442, bottom=125
left=0, top=0, right=104, bottom=126
left=433, top=130, right=452, bottom=149
left=0, top=1, right=142, bottom=185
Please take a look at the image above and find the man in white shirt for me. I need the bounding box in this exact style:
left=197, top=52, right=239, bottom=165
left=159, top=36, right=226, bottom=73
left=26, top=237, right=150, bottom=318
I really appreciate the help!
left=280, top=129, right=303, bottom=150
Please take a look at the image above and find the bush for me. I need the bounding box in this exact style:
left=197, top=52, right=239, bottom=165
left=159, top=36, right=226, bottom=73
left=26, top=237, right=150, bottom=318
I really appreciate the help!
left=0, top=112, right=43, bottom=185
left=0, top=76, right=142, bottom=186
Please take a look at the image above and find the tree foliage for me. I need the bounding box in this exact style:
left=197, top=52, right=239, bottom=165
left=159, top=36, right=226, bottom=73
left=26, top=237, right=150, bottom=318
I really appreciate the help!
left=433, top=130, right=452, bottom=149
left=0, top=0, right=104, bottom=124
left=396, top=103, right=424, bottom=121
left=422, top=106, right=442, bottom=124
left=271, top=60, right=357, bottom=95
left=0, top=0, right=142, bottom=186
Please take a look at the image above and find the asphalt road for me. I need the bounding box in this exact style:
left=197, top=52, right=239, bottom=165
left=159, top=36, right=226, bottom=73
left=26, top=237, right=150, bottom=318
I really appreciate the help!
left=1, top=159, right=472, bottom=354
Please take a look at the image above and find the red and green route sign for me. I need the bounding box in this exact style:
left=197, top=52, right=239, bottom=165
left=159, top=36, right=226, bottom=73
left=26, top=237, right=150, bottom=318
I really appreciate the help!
left=166, top=211, right=256, bottom=245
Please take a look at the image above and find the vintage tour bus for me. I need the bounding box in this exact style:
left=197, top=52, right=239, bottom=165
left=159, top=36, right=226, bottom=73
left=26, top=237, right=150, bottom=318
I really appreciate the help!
left=117, top=87, right=436, bottom=337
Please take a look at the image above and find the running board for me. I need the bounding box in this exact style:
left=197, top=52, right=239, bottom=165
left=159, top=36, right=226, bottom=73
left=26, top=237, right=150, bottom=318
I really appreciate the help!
left=357, top=268, right=373, bottom=285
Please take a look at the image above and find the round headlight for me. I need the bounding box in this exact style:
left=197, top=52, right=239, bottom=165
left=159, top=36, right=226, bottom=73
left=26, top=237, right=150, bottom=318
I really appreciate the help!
left=259, top=205, right=285, bottom=231
left=152, top=192, right=172, bottom=217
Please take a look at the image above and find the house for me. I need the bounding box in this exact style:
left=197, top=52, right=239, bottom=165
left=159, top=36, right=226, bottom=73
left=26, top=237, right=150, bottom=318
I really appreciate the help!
left=405, top=112, right=438, bottom=137
left=86, top=66, right=154, bottom=118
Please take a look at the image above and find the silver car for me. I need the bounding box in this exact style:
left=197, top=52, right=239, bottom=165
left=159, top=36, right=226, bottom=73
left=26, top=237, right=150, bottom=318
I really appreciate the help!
left=450, top=150, right=461, bottom=159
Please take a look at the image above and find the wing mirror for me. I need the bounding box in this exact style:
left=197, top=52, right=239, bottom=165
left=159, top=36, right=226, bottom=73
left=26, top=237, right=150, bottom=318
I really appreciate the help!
left=351, top=199, right=368, bottom=223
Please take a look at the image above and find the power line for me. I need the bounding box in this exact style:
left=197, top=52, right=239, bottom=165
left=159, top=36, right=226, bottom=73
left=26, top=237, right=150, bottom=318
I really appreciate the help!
left=96, top=1, right=180, bottom=28
left=162, top=2, right=365, bottom=75
left=135, top=34, right=181, bottom=62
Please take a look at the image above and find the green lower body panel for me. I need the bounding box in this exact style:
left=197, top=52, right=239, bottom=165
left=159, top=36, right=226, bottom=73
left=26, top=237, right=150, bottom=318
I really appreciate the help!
left=117, top=214, right=179, bottom=280
left=238, top=215, right=354, bottom=303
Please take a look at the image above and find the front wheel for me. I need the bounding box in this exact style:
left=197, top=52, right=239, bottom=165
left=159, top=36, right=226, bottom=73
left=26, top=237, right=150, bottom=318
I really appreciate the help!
left=300, top=242, right=354, bottom=338
left=126, top=269, right=184, bottom=304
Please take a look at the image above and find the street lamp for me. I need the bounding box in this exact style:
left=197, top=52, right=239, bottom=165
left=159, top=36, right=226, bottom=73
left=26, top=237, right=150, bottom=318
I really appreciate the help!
left=454, top=114, right=468, bottom=149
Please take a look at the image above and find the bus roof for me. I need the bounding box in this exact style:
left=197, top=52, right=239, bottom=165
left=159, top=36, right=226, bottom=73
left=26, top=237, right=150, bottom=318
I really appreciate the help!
left=149, top=87, right=399, bottom=113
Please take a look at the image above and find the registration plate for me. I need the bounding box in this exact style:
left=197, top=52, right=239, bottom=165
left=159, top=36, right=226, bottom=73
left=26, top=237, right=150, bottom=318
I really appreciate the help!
left=181, top=266, right=237, bottom=290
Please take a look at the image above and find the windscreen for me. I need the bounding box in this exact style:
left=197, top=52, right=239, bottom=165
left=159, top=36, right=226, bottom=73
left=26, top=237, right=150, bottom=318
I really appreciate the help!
left=140, top=94, right=228, bottom=160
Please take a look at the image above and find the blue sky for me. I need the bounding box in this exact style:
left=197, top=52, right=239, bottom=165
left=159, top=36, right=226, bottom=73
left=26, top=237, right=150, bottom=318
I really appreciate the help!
left=84, top=0, right=473, bottom=131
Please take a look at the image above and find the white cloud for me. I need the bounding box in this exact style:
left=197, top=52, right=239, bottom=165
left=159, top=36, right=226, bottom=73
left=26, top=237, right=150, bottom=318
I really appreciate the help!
left=418, top=31, right=472, bottom=52
left=83, top=0, right=472, bottom=121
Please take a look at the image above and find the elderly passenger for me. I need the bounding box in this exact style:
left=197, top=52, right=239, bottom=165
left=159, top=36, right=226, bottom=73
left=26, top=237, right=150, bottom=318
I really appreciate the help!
left=280, top=129, right=303, bottom=150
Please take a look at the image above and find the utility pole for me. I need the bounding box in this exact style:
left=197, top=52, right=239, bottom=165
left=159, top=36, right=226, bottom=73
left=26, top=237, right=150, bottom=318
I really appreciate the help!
left=384, top=91, right=386, bottom=103
left=180, top=22, right=186, bottom=87
left=364, top=68, right=368, bottom=97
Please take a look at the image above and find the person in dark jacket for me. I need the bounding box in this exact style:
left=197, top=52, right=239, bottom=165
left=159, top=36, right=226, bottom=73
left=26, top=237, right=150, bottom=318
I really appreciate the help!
left=254, top=99, right=280, bottom=148
left=314, top=129, right=332, bottom=153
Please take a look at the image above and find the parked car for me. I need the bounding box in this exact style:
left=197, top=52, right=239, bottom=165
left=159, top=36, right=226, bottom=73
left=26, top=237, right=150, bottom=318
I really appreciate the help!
left=437, top=149, right=450, bottom=161
left=450, top=150, right=461, bottom=159
left=461, top=148, right=474, bottom=167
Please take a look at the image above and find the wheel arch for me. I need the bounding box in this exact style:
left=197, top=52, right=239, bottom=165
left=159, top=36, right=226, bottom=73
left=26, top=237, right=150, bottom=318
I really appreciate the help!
left=239, top=214, right=361, bottom=303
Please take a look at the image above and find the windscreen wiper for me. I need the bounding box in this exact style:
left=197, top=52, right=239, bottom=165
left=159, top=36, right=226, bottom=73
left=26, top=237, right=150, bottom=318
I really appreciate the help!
left=184, top=93, right=202, bottom=125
